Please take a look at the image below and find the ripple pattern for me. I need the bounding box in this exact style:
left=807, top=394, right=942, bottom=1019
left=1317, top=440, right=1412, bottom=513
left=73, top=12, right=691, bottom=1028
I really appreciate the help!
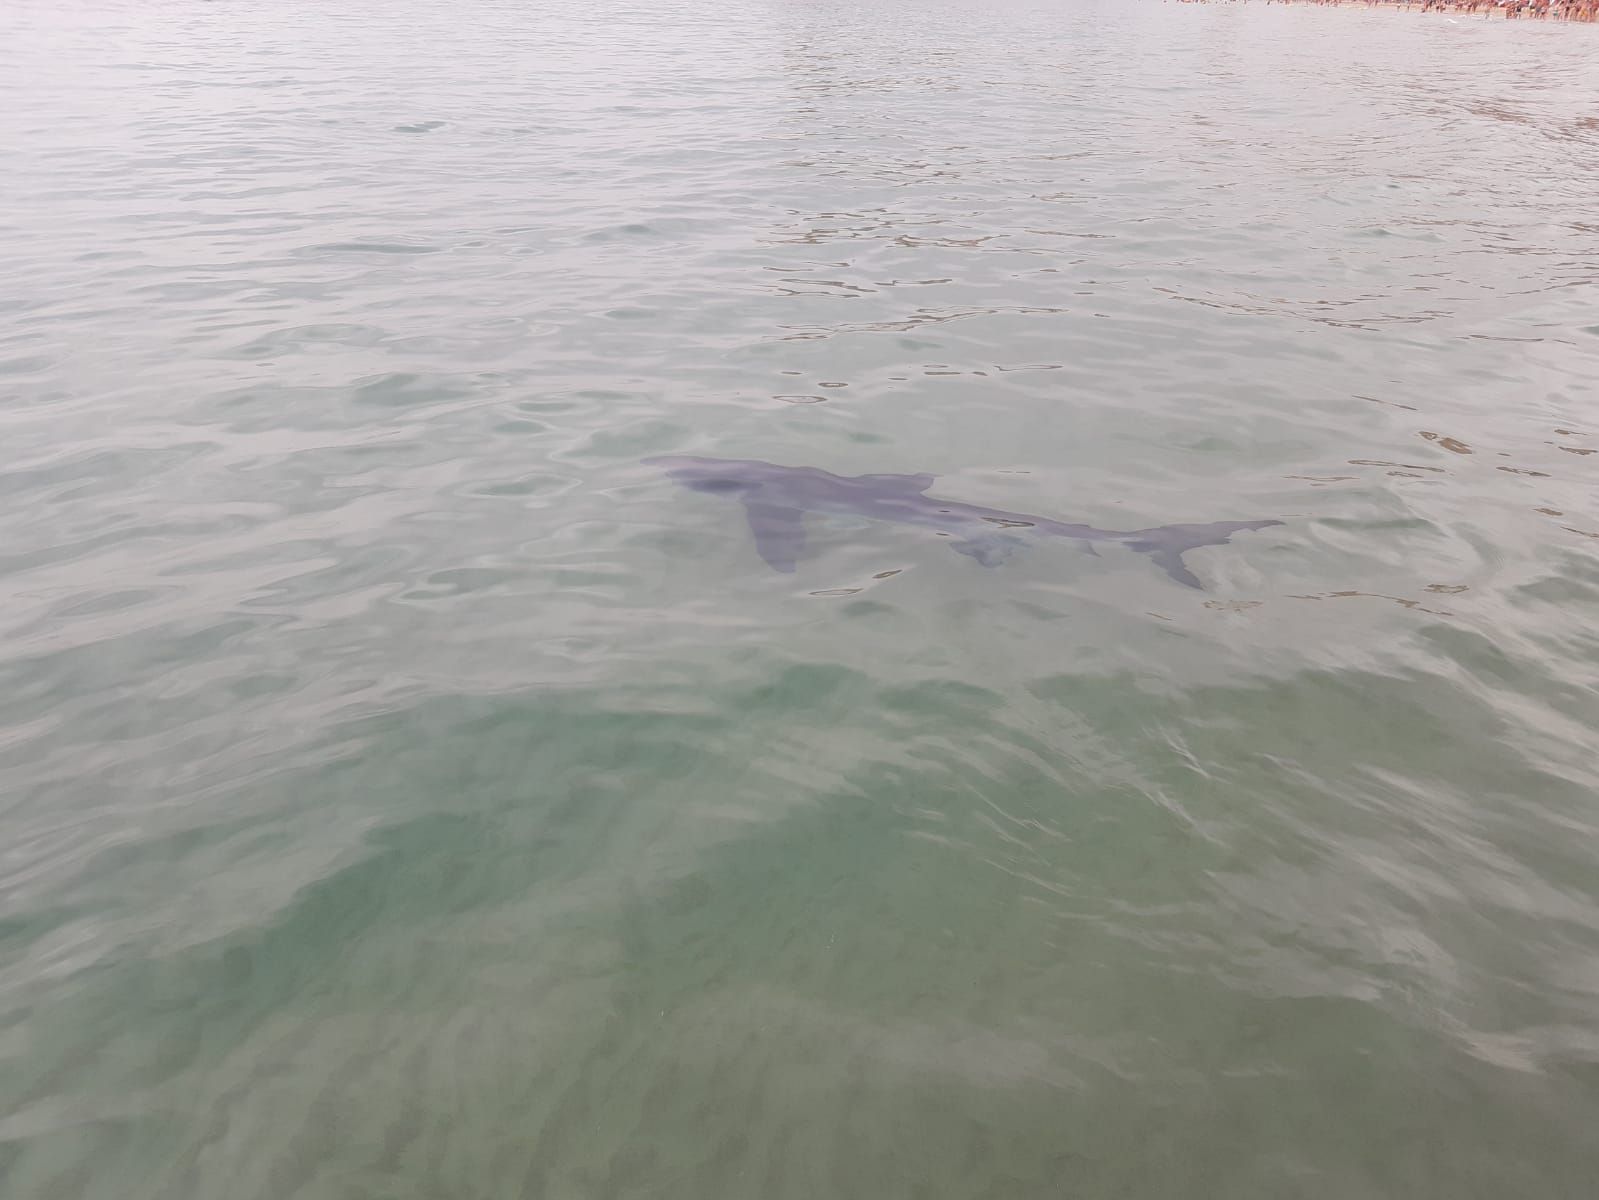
left=2, top=0, right=1599, bottom=1196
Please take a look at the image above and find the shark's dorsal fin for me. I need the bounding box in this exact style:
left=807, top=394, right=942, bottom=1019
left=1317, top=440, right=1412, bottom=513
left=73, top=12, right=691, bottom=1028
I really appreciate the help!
left=854, top=472, right=935, bottom=493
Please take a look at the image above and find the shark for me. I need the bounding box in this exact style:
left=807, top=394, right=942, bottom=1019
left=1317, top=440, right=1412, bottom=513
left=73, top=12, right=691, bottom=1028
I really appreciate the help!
left=646, top=455, right=1280, bottom=589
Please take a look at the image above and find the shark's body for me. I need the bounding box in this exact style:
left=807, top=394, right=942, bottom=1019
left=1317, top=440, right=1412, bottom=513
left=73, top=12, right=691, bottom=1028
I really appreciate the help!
left=646, top=455, right=1279, bottom=588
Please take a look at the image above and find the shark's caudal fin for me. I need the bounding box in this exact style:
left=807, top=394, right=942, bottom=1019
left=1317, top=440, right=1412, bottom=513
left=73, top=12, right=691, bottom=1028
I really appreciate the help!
left=1124, top=521, right=1281, bottom=589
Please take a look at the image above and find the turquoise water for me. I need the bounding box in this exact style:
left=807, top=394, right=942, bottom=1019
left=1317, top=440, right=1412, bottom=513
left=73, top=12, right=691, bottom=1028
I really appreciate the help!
left=4, top=0, right=1599, bottom=1195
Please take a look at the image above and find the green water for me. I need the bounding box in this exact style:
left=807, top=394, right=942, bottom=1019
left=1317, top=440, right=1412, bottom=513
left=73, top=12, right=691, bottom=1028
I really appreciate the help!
left=4, top=0, right=1599, bottom=1195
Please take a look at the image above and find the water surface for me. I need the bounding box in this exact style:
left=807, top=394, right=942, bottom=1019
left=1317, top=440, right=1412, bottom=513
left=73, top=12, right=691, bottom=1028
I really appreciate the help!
left=3, top=1, right=1599, bottom=1196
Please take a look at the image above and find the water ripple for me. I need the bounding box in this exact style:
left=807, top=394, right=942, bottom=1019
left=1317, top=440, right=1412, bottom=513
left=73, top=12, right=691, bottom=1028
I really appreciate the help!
left=2, top=0, right=1599, bottom=1195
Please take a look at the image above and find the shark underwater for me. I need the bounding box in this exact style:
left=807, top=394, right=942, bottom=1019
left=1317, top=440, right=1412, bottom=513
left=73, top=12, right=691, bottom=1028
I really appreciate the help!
left=646, top=455, right=1280, bottom=589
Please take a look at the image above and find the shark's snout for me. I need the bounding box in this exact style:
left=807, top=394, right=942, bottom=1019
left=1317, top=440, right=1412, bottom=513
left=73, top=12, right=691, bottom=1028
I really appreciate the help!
left=686, top=477, right=757, bottom=495
left=646, top=457, right=760, bottom=494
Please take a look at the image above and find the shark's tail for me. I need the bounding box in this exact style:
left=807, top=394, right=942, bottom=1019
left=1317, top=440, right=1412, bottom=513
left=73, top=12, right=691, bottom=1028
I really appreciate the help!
left=1123, top=520, right=1281, bottom=589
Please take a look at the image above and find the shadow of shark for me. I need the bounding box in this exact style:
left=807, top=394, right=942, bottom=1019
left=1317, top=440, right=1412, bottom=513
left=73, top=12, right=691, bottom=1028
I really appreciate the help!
left=646, top=456, right=1280, bottom=589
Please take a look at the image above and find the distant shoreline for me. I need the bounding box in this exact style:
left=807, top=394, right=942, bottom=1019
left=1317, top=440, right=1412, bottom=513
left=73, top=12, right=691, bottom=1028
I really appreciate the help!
left=1181, top=0, right=1598, bottom=20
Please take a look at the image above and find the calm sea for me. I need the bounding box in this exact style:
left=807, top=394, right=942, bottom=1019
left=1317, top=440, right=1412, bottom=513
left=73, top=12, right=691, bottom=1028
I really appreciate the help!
left=3, top=1, right=1599, bottom=1195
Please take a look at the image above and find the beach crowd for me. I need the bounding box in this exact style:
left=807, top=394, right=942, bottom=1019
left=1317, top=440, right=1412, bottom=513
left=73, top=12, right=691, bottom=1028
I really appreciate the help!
left=1370, top=0, right=1594, bottom=16
left=1206, top=0, right=1599, bottom=18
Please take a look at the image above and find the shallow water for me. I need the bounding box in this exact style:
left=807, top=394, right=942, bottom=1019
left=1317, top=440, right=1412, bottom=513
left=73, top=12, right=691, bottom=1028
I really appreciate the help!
left=3, top=0, right=1599, bottom=1195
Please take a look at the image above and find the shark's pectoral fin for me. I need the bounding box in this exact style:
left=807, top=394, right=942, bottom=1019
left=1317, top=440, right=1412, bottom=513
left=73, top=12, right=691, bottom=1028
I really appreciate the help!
left=949, top=533, right=1024, bottom=568
left=742, top=502, right=808, bottom=573
left=1146, top=549, right=1202, bottom=589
